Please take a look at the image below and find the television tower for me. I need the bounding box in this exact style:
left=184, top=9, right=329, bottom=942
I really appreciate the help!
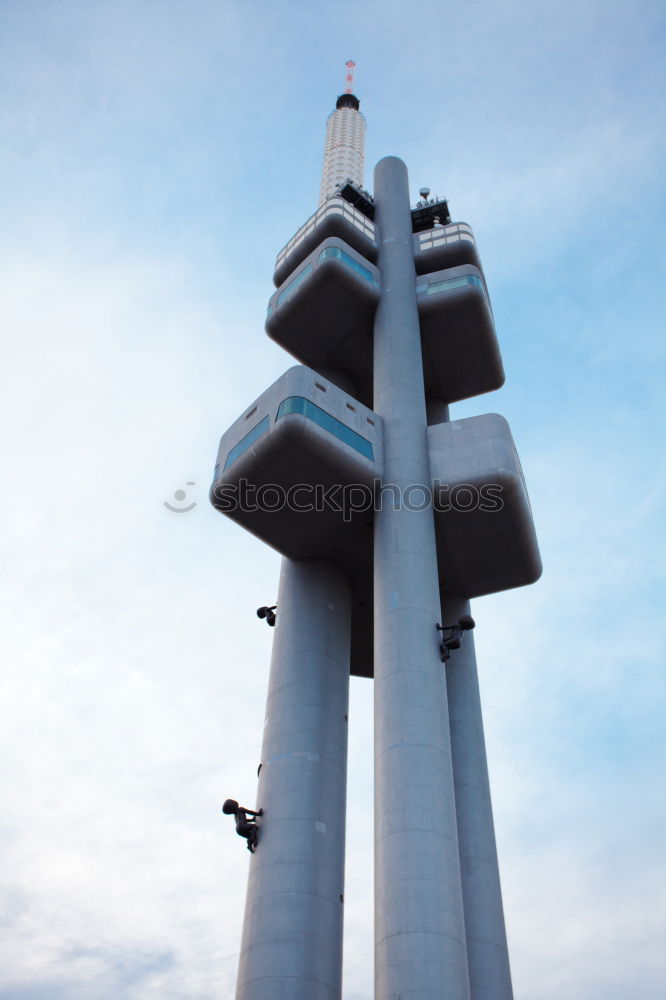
left=212, top=64, right=541, bottom=1000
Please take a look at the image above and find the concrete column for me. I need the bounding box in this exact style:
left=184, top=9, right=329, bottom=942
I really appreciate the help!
left=235, top=557, right=351, bottom=1000
left=372, top=155, right=471, bottom=1000
left=426, top=398, right=450, bottom=426
left=442, top=593, right=513, bottom=1000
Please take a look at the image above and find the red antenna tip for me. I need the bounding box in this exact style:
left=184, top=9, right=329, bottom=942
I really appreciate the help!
left=344, top=60, right=356, bottom=94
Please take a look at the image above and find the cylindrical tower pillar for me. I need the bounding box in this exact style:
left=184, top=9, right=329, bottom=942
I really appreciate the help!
left=372, top=155, right=471, bottom=1000
left=442, top=593, right=514, bottom=1000
left=235, top=557, right=351, bottom=1000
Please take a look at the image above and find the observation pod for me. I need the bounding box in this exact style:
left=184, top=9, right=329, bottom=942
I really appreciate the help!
left=210, top=365, right=382, bottom=569
left=322, top=411, right=542, bottom=679
left=210, top=365, right=380, bottom=678
left=273, top=195, right=377, bottom=289
left=429, top=413, right=542, bottom=597
left=413, top=221, right=482, bottom=275
left=417, top=265, right=504, bottom=403
left=268, top=234, right=502, bottom=409
left=266, top=239, right=379, bottom=406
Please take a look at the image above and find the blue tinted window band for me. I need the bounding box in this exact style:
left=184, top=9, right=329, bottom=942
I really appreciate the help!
left=277, top=263, right=313, bottom=307
left=425, top=274, right=484, bottom=296
left=224, top=415, right=270, bottom=470
left=276, top=396, right=374, bottom=461
left=318, top=246, right=377, bottom=285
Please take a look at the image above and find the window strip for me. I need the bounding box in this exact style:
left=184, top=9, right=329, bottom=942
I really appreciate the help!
left=276, top=396, right=374, bottom=461
left=224, top=416, right=270, bottom=470
left=425, top=274, right=484, bottom=296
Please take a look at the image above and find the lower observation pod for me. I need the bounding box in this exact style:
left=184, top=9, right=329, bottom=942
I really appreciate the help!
left=347, top=412, right=540, bottom=674
left=428, top=413, right=542, bottom=597
left=210, top=365, right=380, bottom=678
left=210, top=365, right=382, bottom=569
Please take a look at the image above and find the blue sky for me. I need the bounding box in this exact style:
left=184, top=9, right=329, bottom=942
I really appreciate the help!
left=1, top=1, right=665, bottom=997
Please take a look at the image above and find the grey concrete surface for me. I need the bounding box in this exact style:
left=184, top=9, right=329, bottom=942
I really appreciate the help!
left=442, top=593, right=514, bottom=1000
left=372, top=155, right=471, bottom=1000
left=428, top=414, right=542, bottom=597
left=235, top=558, right=351, bottom=1000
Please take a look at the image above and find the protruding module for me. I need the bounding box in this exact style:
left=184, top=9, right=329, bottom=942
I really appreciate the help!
left=319, top=61, right=366, bottom=205
left=210, top=365, right=382, bottom=572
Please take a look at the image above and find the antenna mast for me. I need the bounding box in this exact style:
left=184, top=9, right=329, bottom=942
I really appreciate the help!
left=344, top=59, right=356, bottom=94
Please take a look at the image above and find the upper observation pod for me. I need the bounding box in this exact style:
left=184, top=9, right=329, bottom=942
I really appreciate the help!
left=414, top=220, right=482, bottom=274
left=268, top=232, right=503, bottom=406
left=273, top=196, right=377, bottom=289
left=417, top=264, right=504, bottom=402
left=414, top=217, right=504, bottom=401
left=266, top=238, right=380, bottom=406
left=428, top=414, right=542, bottom=597
left=319, top=61, right=366, bottom=205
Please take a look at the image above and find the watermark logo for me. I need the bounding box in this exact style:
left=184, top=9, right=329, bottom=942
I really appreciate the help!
left=164, top=481, right=198, bottom=513
left=211, top=479, right=503, bottom=521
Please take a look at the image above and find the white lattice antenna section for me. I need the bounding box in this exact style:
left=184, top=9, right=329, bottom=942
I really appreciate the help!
left=319, top=61, right=366, bottom=205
